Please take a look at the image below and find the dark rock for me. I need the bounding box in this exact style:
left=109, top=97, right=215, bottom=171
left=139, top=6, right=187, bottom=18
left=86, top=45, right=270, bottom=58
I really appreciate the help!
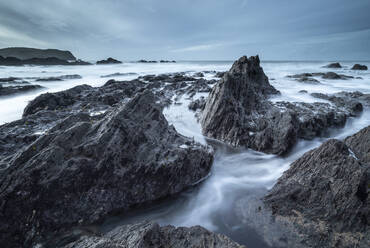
left=287, top=72, right=353, bottom=81
left=296, top=77, right=320, bottom=84
left=160, top=60, right=176, bottom=63
left=263, top=126, right=370, bottom=247
left=0, top=84, right=44, bottom=96
left=351, top=64, right=368, bottom=70
left=0, top=91, right=213, bottom=247
left=100, top=72, right=137, bottom=78
left=323, top=62, right=342, bottom=68
left=201, top=55, right=301, bottom=155
left=215, top=71, right=226, bottom=78
left=298, top=90, right=307, bottom=93
left=96, top=57, right=122, bottom=64
left=138, top=59, right=158, bottom=63
left=35, top=74, right=82, bottom=82
left=0, top=77, right=21, bottom=82
left=193, top=72, right=205, bottom=77
left=322, top=71, right=353, bottom=80
left=188, top=96, right=206, bottom=111
left=0, top=47, right=76, bottom=60
left=60, top=221, right=244, bottom=248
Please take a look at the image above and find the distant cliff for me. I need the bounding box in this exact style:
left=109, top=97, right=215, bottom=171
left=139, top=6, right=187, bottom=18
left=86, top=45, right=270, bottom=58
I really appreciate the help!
left=0, top=47, right=76, bottom=61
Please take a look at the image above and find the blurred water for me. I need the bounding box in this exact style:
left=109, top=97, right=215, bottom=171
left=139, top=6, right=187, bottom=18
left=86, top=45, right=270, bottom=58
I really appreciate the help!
left=1, top=61, right=370, bottom=247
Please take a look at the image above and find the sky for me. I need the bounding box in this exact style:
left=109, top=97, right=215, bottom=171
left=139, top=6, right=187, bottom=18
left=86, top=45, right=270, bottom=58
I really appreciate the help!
left=0, top=0, right=369, bottom=61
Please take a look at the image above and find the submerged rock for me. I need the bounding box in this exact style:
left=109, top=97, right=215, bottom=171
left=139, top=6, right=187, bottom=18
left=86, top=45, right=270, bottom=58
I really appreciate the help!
left=263, top=126, right=370, bottom=247
left=0, top=91, right=213, bottom=247
left=323, top=62, right=342, bottom=68
left=96, top=57, right=122, bottom=64
left=351, top=64, right=368, bottom=70
left=100, top=72, right=138, bottom=78
left=35, top=74, right=82, bottom=81
left=58, top=221, right=244, bottom=248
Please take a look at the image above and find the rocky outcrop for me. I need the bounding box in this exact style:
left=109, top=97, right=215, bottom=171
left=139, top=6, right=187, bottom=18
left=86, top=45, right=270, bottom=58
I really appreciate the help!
left=263, top=126, right=370, bottom=247
left=100, top=72, right=137, bottom=78
left=160, top=60, right=176, bottom=63
left=287, top=72, right=353, bottom=81
left=138, top=59, right=158, bottom=63
left=0, top=90, right=213, bottom=247
left=201, top=55, right=301, bottom=155
left=0, top=47, right=76, bottom=60
left=323, top=62, right=342, bottom=68
left=0, top=84, right=44, bottom=96
left=351, top=64, right=368, bottom=70
left=189, top=96, right=206, bottom=111
left=96, top=57, right=122, bottom=64
left=57, top=221, right=244, bottom=248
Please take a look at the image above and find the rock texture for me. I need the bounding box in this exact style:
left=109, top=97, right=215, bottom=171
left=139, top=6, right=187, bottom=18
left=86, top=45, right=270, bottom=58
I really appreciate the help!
left=57, top=221, right=244, bottom=248
left=0, top=90, right=213, bottom=247
left=0, top=47, right=76, bottom=60
left=97, top=57, right=122, bottom=64
left=263, top=126, right=370, bottom=247
left=323, top=62, right=342, bottom=68
left=352, top=64, right=368, bottom=70
left=0, top=84, right=44, bottom=96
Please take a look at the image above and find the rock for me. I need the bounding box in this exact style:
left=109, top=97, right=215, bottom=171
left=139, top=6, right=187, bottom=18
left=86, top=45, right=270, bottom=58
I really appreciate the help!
left=215, top=71, right=226, bottom=78
left=100, top=72, right=138, bottom=78
left=201, top=55, right=302, bottom=155
left=58, top=221, right=244, bottom=248
left=0, top=47, right=76, bottom=60
left=96, top=57, right=122, bottom=64
left=0, top=90, right=213, bottom=247
left=323, top=62, right=342, bottom=68
left=160, top=60, right=176, bottom=63
left=0, top=84, right=44, bottom=96
left=351, top=64, right=368, bottom=70
left=35, top=74, right=82, bottom=82
left=296, top=77, right=320, bottom=84
left=0, top=77, right=21, bottom=82
left=298, top=90, right=308, bottom=93
left=188, top=96, right=206, bottom=111
left=193, top=72, right=204, bottom=77
left=138, top=59, right=158, bottom=63
left=263, top=126, right=370, bottom=247
left=287, top=72, right=353, bottom=81
left=322, top=71, right=353, bottom=80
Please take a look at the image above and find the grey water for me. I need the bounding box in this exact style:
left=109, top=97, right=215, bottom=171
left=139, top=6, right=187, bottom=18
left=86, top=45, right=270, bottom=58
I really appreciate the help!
left=1, top=61, right=369, bottom=247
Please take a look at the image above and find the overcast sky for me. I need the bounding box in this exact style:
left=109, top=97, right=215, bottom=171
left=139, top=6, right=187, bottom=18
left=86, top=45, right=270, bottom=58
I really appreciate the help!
left=0, top=0, right=369, bottom=61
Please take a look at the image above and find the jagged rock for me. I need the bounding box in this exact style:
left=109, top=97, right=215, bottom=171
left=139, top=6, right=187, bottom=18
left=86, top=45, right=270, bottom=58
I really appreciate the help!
left=351, top=64, right=368, bottom=70
left=323, top=62, right=342, bottom=68
left=188, top=96, right=206, bottom=111
left=58, top=221, right=244, bottom=248
left=0, top=91, right=213, bottom=247
left=97, top=57, right=122, bottom=64
left=201, top=55, right=302, bottom=155
left=215, top=71, right=226, bottom=78
left=0, top=47, right=76, bottom=60
left=263, top=126, right=370, bottom=247
left=0, top=84, right=44, bottom=96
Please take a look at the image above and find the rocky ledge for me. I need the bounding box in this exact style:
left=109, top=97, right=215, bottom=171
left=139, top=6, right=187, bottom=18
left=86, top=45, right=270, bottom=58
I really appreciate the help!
left=55, top=221, right=244, bottom=248
left=96, top=57, right=122, bottom=64
left=263, top=126, right=369, bottom=248
left=0, top=89, right=213, bottom=247
left=201, top=55, right=368, bottom=155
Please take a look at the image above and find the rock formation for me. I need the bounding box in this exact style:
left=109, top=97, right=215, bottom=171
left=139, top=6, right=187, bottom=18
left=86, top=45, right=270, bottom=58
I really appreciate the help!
left=323, top=62, right=342, bottom=68
left=352, top=64, right=368, bottom=70
left=263, top=126, right=370, bottom=247
left=96, top=57, right=122, bottom=64
left=0, top=90, right=213, bottom=247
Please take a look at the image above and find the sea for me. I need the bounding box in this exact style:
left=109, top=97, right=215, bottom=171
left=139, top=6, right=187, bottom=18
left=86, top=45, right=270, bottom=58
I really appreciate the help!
left=1, top=60, right=369, bottom=247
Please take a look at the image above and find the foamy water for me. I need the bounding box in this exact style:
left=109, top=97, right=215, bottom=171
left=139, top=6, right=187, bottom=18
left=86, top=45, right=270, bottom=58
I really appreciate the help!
left=1, top=61, right=370, bottom=247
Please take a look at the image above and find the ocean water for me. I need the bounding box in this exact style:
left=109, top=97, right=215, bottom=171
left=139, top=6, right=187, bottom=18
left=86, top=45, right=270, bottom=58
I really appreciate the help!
left=1, top=61, right=370, bottom=247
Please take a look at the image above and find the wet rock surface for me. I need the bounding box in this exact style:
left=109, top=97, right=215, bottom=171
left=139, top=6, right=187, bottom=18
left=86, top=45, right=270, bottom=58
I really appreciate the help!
left=97, top=57, right=122, bottom=64
left=352, top=64, right=368, bottom=70
left=0, top=89, right=213, bottom=247
left=188, top=96, right=206, bottom=111
left=262, top=126, right=370, bottom=247
left=323, top=62, right=342, bottom=68
left=58, top=221, right=244, bottom=248
left=287, top=72, right=354, bottom=81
